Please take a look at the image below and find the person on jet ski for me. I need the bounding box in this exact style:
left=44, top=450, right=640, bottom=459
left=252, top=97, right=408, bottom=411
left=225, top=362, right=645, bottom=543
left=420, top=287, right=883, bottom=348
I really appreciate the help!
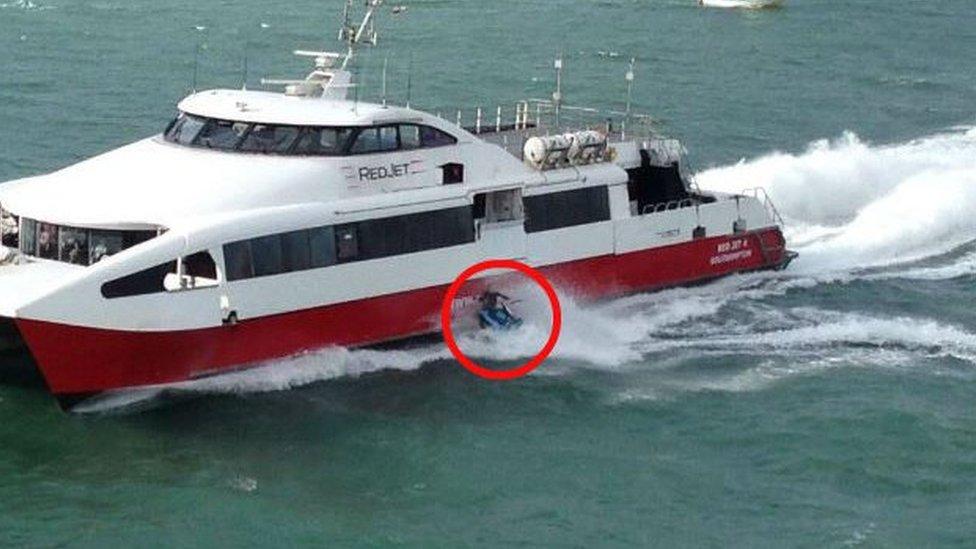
left=478, top=290, right=523, bottom=330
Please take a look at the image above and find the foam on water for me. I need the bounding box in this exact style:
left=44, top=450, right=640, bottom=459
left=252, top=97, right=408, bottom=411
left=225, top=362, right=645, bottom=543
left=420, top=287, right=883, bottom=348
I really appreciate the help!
left=696, top=127, right=976, bottom=272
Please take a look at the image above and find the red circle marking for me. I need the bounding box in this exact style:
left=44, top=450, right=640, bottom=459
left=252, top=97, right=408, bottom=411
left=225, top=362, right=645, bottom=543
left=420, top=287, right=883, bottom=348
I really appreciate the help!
left=440, top=259, right=562, bottom=381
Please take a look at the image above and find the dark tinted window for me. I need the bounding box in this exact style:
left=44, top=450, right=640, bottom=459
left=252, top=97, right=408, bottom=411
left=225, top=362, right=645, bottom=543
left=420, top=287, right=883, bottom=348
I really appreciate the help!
left=309, top=226, right=336, bottom=268
left=400, top=125, right=421, bottom=150
left=165, top=114, right=207, bottom=145
left=239, top=124, right=301, bottom=153
left=281, top=230, right=311, bottom=272
left=350, top=126, right=399, bottom=155
left=293, top=127, right=353, bottom=155
left=524, top=186, right=611, bottom=233
left=335, top=226, right=359, bottom=262
left=58, top=227, right=89, bottom=266
left=223, top=241, right=254, bottom=282
left=420, top=126, right=457, bottom=148
left=196, top=120, right=250, bottom=150
left=101, top=261, right=176, bottom=299
left=37, top=223, right=58, bottom=260
left=250, top=234, right=283, bottom=277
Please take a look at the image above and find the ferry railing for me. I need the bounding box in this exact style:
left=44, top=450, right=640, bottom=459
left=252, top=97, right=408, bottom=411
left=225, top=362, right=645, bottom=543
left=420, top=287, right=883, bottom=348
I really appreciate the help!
left=741, top=187, right=787, bottom=227
left=433, top=99, right=660, bottom=159
left=641, top=198, right=697, bottom=215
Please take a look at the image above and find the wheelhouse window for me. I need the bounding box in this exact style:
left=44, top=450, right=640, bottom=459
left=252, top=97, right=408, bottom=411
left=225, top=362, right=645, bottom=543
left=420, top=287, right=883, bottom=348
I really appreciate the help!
left=239, top=124, right=301, bottom=154
left=165, top=114, right=207, bottom=145
left=162, top=113, right=458, bottom=156
left=196, top=119, right=250, bottom=150
left=292, top=127, right=353, bottom=156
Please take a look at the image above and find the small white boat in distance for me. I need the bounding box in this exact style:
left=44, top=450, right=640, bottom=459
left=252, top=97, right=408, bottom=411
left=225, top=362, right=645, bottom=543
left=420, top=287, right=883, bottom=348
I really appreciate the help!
left=699, top=0, right=785, bottom=9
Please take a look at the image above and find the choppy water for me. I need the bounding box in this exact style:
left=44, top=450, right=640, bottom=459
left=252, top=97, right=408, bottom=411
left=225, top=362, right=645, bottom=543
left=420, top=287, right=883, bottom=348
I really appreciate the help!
left=2, top=0, right=976, bottom=546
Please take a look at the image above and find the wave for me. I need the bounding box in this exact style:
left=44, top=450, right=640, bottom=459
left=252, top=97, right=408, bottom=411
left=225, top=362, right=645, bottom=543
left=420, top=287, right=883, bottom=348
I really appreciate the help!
left=696, top=127, right=976, bottom=272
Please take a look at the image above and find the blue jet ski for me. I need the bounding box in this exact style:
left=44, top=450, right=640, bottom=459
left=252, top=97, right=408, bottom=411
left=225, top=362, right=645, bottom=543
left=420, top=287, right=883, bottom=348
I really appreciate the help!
left=477, top=291, right=523, bottom=331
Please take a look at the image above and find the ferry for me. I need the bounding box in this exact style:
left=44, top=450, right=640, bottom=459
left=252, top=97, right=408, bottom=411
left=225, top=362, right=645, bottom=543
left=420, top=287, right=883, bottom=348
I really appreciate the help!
left=0, top=0, right=794, bottom=407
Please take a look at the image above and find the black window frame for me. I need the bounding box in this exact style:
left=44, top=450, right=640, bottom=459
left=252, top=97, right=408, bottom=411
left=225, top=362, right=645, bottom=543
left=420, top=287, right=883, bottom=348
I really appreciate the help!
left=524, top=186, right=611, bottom=234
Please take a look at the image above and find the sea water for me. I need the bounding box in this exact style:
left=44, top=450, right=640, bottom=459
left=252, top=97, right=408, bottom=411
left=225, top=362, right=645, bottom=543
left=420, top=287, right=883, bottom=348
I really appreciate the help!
left=1, top=0, right=976, bottom=546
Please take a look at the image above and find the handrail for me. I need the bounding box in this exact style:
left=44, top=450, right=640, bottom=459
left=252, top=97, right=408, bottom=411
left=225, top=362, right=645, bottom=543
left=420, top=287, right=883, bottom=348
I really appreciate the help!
left=740, top=187, right=786, bottom=227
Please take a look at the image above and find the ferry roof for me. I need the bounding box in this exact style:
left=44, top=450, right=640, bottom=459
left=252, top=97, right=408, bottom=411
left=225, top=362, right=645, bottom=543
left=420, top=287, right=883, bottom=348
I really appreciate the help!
left=178, top=89, right=426, bottom=127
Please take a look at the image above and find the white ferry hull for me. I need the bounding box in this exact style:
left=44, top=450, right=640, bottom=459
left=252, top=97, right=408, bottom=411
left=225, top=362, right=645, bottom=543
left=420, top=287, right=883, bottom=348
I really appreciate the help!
left=10, top=227, right=789, bottom=401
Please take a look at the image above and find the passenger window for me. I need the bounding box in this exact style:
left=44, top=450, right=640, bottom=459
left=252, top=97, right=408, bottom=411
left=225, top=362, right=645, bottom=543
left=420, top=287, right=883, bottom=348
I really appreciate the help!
left=58, top=227, right=89, bottom=266
left=196, top=120, right=250, bottom=150
left=250, top=235, right=283, bottom=277
left=281, top=230, right=311, bottom=272
left=224, top=241, right=254, bottom=282
left=309, top=226, right=337, bottom=268
left=400, top=125, right=421, bottom=150
left=239, top=125, right=300, bottom=153
left=90, top=230, right=124, bottom=264
left=420, top=126, right=457, bottom=148
left=335, top=226, right=359, bottom=261
left=37, top=223, right=59, bottom=260
left=19, top=218, right=37, bottom=256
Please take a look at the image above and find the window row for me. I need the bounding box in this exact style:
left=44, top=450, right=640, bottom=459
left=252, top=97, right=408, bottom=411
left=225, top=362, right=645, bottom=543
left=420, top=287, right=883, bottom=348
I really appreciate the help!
left=523, top=186, right=611, bottom=233
left=223, top=206, right=476, bottom=282
left=16, top=218, right=157, bottom=266
left=163, top=114, right=457, bottom=156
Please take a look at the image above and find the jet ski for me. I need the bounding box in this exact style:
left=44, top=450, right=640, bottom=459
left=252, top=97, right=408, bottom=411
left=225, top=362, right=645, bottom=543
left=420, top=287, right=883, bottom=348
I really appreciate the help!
left=477, top=291, right=524, bottom=331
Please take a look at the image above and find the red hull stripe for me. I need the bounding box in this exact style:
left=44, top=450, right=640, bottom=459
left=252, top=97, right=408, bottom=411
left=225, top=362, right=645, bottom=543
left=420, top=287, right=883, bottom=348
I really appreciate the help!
left=15, top=228, right=787, bottom=395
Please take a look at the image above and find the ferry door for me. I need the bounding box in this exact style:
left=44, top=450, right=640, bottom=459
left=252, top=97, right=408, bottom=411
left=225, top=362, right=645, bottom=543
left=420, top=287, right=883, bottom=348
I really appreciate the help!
left=474, top=189, right=527, bottom=260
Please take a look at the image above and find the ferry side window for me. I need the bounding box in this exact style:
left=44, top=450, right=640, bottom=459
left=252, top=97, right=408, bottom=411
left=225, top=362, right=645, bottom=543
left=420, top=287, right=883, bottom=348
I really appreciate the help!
left=240, top=125, right=300, bottom=154
left=309, top=226, right=337, bottom=268
left=19, top=218, right=37, bottom=256
left=196, top=120, right=250, bottom=150
left=281, top=230, right=311, bottom=272
left=223, top=241, right=254, bottom=282
left=58, top=227, right=89, bottom=266
left=90, top=230, right=124, bottom=264
left=335, top=226, right=359, bottom=262
left=250, top=234, right=283, bottom=277
left=36, top=222, right=59, bottom=260
left=420, top=126, right=457, bottom=148
left=101, top=261, right=177, bottom=299
left=400, top=125, right=421, bottom=150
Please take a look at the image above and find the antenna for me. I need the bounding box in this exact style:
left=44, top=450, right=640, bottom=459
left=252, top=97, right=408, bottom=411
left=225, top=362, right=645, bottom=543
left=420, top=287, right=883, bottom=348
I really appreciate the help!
left=241, top=41, right=249, bottom=90
left=191, top=26, right=207, bottom=93
left=624, top=57, right=636, bottom=137
left=553, top=54, right=564, bottom=127
left=405, top=55, right=413, bottom=108
left=381, top=55, right=388, bottom=107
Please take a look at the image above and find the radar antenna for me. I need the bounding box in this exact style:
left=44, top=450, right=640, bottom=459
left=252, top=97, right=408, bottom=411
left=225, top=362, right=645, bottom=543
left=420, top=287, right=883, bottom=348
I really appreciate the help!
left=261, top=0, right=384, bottom=99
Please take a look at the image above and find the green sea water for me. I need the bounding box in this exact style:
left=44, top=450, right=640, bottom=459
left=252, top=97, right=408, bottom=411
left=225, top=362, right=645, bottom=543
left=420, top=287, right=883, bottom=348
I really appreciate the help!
left=2, top=0, right=976, bottom=546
